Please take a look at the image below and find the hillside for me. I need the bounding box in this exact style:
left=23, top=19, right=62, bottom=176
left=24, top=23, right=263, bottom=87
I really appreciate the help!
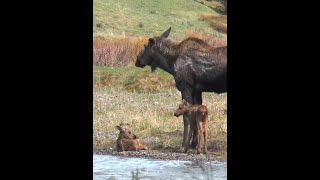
left=93, top=0, right=225, bottom=38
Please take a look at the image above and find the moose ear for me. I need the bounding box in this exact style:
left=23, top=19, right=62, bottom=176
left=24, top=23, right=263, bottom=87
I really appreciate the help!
left=116, top=125, right=122, bottom=131
left=161, top=27, right=171, bottom=38
left=148, top=38, right=156, bottom=46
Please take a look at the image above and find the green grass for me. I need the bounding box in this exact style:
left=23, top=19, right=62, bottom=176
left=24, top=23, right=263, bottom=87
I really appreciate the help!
left=93, top=66, right=176, bottom=93
left=93, top=66, right=227, bottom=159
left=93, top=0, right=224, bottom=38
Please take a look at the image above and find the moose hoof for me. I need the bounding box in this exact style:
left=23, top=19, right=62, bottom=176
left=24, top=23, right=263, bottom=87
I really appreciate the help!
left=182, top=142, right=187, bottom=148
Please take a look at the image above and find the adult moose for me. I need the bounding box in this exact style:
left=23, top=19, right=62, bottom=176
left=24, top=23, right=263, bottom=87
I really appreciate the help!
left=135, top=27, right=227, bottom=148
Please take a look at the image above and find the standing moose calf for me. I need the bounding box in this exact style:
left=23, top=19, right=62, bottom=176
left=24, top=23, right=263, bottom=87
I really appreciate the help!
left=116, top=124, right=150, bottom=152
left=174, top=100, right=208, bottom=154
left=135, top=27, right=226, bottom=148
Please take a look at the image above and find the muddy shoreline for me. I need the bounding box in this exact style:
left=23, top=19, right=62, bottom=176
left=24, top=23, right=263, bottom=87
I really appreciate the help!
left=94, top=147, right=226, bottom=162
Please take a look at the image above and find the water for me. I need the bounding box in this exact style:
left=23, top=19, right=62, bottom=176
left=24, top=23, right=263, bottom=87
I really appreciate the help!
left=93, top=154, right=227, bottom=180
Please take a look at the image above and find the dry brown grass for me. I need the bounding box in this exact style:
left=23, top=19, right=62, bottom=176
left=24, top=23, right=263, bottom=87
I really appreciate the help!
left=197, top=14, right=227, bottom=34
left=93, top=36, right=148, bottom=66
left=93, top=67, right=227, bottom=158
left=195, top=0, right=227, bottom=15
left=93, top=88, right=227, bottom=152
left=183, top=28, right=227, bottom=47
left=93, top=29, right=226, bottom=67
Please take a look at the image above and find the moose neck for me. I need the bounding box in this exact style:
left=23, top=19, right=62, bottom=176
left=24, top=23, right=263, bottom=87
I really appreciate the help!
left=152, top=54, right=174, bottom=74
left=153, top=40, right=179, bottom=75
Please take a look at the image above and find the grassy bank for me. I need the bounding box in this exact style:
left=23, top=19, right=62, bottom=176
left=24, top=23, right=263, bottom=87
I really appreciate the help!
left=93, top=0, right=226, bottom=38
left=93, top=66, right=227, bottom=160
left=93, top=0, right=227, bottom=67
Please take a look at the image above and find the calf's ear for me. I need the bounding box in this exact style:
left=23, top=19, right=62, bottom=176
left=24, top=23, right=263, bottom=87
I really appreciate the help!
left=116, top=125, right=122, bottom=131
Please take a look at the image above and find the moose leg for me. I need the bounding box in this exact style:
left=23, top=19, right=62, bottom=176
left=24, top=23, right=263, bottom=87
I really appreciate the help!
left=190, top=91, right=202, bottom=148
left=120, top=140, right=124, bottom=152
left=193, top=91, right=203, bottom=105
left=191, top=127, right=198, bottom=148
left=181, top=89, right=193, bottom=147
left=203, top=123, right=208, bottom=154
left=196, top=122, right=202, bottom=154
left=182, top=114, right=190, bottom=147
left=185, top=122, right=194, bottom=153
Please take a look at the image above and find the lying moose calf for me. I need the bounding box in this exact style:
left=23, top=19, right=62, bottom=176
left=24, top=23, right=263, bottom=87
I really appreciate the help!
left=174, top=100, right=208, bottom=154
left=116, top=124, right=150, bottom=152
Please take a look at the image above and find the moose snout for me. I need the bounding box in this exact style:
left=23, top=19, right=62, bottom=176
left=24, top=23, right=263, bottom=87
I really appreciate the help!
left=174, top=112, right=179, bottom=117
left=135, top=56, right=147, bottom=68
left=135, top=57, right=141, bottom=67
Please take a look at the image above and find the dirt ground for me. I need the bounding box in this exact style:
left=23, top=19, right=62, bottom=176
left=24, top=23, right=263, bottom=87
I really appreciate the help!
left=94, top=145, right=226, bottom=162
left=94, top=129, right=226, bottom=162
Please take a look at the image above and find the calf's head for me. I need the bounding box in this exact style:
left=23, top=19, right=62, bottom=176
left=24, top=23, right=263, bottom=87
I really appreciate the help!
left=174, top=99, right=191, bottom=117
left=116, top=124, right=137, bottom=139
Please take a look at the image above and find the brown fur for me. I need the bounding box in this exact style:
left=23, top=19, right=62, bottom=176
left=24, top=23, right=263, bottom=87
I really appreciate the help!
left=116, top=124, right=149, bottom=152
left=174, top=100, right=208, bottom=154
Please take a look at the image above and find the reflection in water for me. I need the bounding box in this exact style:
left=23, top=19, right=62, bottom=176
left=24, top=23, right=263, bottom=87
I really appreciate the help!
left=93, top=154, right=227, bottom=180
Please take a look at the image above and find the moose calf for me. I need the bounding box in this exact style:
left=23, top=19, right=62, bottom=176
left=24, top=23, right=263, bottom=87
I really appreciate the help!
left=174, top=100, right=208, bottom=154
left=116, top=124, right=149, bottom=152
